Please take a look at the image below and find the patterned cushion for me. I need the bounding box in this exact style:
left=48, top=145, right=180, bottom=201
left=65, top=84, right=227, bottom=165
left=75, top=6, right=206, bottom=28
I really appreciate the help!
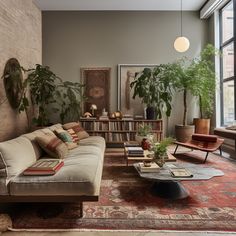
left=67, top=129, right=80, bottom=143
left=54, top=129, right=78, bottom=150
left=36, top=133, right=68, bottom=159
left=63, top=122, right=89, bottom=140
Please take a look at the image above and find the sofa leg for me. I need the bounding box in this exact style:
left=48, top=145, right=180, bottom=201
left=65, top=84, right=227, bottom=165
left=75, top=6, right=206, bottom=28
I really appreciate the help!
left=174, top=145, right=179, bottom=154
left=203, top=152, right=209, bottom=163
left=79, top=202, right=83, bottom=218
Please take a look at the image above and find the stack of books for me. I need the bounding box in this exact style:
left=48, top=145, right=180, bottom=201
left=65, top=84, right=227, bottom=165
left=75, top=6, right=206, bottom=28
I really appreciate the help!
left=99, top=115, right=109, bottom=120
left=127, top=147, right=144, bottom=157
left=138, top=162, right=160, bottom=173
left=23, top=159, right=64, bottom=176
left=122, top=114, right=133, bottom=120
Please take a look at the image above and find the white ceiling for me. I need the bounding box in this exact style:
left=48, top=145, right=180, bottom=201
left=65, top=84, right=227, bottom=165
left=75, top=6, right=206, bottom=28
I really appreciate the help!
left=34, top=0, right=208, bottom=11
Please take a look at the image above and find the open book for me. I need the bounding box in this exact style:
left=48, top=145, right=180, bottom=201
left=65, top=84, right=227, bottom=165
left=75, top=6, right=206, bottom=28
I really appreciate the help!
left=170, top=168, right=193, bottom=178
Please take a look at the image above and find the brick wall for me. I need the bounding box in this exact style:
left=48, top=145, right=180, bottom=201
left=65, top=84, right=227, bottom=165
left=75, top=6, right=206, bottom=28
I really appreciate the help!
left=0, top=0, right=42, bottom=141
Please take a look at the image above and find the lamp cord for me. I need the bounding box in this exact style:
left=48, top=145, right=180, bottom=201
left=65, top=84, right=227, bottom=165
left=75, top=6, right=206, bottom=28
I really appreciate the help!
left=181, top=0, right=183, bottom=36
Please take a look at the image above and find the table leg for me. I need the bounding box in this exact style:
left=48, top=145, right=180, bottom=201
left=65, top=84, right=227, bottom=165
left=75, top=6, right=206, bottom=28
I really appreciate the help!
left=150, top=181, right=189, bottom=200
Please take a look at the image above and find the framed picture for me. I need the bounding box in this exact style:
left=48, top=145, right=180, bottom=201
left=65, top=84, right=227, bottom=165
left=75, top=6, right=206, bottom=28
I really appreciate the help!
left=117, top=64, right=157, bottom=117
left=81, top=67, right=111, bottom=116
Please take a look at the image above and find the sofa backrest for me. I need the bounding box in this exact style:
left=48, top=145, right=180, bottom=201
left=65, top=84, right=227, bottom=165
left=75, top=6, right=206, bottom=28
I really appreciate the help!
left=0, top=136, right=37, bottom=178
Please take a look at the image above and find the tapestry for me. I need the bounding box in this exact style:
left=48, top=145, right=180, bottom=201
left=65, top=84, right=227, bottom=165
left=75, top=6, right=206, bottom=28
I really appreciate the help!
left=9, top=151, right=236, bottom=231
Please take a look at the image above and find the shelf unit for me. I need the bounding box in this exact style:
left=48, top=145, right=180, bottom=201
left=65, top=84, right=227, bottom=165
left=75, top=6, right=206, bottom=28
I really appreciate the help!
left=80, top=119, right=163, bottom=147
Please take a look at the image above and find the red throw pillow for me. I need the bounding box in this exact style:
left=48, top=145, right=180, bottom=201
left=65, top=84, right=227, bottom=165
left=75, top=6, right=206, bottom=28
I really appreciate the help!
left=192, top=134, right=217, bottom=143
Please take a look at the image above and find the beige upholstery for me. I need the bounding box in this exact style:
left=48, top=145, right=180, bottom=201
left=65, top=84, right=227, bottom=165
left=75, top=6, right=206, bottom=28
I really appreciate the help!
left=22, top=128, right=56, bottom=159
left=0, top=124, right=105, bottom=198
left=10, top=137, right=105, bottom=196
left=0, top=137, right=37, bottom=178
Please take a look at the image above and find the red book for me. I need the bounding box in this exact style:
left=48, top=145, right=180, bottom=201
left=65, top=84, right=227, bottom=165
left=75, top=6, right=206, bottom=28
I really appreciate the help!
left=23, top=160, right=64, bottom=176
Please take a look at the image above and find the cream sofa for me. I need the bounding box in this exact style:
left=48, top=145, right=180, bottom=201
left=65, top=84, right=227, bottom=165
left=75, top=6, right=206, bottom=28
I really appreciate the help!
left=0, top=124, right=105, bottom=217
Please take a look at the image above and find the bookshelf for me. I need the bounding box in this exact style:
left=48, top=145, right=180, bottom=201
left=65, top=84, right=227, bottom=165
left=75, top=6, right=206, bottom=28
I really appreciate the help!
left=80, top=119, right=163, bottom=147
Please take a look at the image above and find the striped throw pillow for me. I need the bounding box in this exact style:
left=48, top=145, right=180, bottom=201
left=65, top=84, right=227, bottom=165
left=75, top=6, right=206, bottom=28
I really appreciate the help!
left=54, top=129, right=78, bottom=150
left=63, top=122, right=89, bottom=141
left=36, top=133, right=68, bottom=159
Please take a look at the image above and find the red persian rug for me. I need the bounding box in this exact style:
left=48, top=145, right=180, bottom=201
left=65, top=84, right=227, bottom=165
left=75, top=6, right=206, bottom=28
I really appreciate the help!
left=9, top=150, right=236, bottom=231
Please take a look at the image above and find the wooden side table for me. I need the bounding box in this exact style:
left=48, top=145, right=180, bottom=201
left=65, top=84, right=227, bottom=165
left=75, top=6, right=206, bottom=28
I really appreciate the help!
left=124, top=141, right=176, bottom=166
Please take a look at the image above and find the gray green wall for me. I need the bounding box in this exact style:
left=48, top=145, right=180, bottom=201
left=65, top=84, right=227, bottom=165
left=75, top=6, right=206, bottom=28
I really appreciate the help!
left=42, top=11, right=208, bottom=135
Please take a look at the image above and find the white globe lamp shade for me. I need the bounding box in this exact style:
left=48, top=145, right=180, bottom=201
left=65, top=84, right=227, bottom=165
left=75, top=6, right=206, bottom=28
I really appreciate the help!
left=174, top=36, right=190, bottom=52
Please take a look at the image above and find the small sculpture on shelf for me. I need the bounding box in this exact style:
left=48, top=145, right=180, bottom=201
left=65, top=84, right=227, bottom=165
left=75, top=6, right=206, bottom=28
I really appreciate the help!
left=90, top=104, right=97, bottom=117
left=83, top=112, right=92, bottom=118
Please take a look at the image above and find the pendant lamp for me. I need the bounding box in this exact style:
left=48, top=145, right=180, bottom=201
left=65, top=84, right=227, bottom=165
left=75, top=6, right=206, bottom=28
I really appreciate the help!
left=174, top=0, right=190, bottom=52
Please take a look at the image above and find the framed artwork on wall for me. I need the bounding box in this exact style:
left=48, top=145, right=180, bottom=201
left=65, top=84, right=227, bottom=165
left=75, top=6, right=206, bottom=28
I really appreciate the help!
left=117, top=64, right=157, bottom=117
left=80, top=67, right=111, bottom=116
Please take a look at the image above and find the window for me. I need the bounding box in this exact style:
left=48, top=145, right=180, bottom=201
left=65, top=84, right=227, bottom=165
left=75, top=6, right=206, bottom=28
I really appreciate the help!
left=220, top=0, right=235, bottom=126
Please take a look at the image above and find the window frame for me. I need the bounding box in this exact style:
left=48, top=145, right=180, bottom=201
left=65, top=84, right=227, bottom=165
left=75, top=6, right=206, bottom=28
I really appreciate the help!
left=219, top=0, right=235, bottom=126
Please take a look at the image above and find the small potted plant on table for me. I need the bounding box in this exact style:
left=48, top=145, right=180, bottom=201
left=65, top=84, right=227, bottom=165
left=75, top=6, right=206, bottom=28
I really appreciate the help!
left=152, top=137, right=173, bottom=167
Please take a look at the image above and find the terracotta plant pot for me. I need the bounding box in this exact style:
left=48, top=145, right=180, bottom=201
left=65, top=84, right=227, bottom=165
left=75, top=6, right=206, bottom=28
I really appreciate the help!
left=175, top=124, right=195, bottom=142
left=193, top=118, right=210, bottom=135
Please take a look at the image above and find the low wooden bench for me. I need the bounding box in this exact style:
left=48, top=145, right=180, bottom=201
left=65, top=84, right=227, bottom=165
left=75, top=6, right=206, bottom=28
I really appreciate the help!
left=214, top=127, right=236, bottom=150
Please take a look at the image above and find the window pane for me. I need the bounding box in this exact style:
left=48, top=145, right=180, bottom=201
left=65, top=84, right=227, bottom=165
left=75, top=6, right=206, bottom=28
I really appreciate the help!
left=223, top=80, right=235, bottom=125
left=222, top=1, right=233, bottom=43
left=222, top=43, right=234, bottom=79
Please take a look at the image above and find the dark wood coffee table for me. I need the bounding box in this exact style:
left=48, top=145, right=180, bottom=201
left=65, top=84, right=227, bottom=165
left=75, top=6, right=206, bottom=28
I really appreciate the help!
left=134, top=162, right=224, bottom=199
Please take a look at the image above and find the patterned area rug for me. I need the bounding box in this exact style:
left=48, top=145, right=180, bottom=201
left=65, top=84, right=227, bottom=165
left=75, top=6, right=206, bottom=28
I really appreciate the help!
left=9, top=150, right=236, bottom=231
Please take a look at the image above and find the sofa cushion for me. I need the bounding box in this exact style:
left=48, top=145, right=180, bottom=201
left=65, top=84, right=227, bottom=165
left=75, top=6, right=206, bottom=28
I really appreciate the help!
left=9, top=137, right=106, bottom=196
left=36, top=133, right=68, bottom=159
left=0, top=137, right=37, bottom=178
left=63, top=122, right=89, bottom=140
left=48, top=123, right=63, bottom=132
left=54, top=129, right=78, bottom=150
left=22, top=128, right=56, bottom=159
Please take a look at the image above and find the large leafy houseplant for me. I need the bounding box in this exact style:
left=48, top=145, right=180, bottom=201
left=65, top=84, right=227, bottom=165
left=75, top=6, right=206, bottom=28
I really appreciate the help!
left=20, top=64, right=59, bottom=126
left=55, top=81, right=85, bottom=123
left=19, top=64, right=85, bottom=127
left=190, top=44, right=217, bottom=119
left=130, top=66, right=173, bottom=119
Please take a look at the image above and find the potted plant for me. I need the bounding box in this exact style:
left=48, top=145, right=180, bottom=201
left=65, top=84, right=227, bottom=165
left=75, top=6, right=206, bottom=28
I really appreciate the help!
left=20, top=64, right=59, bottom=127
left=130, top=67, right=173, bottom=120
left=135, top=123, right=153, bottom=144
left=152, top=137, right=173, bottom=167
left=190, top=44, right=218, bottom=134
left=55, top=81, right=86, bottom=123
left=19, top=64, right=85, bottom=128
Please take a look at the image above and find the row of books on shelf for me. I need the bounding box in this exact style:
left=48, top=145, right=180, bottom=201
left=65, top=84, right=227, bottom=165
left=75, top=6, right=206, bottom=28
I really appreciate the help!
left=88, top=132, right=137, bottom=142
left=81, top=121, right=161, bottom=132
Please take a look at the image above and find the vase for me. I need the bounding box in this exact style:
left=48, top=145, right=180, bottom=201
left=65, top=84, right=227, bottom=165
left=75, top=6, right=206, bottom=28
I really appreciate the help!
left=146, top=107, right=156, bottom=120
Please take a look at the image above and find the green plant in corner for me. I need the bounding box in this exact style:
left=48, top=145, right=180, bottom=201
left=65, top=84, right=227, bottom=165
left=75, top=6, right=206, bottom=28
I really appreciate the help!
left=19, top=64, right=59, bottom=126
left=190, top=44, right=218, bottom=119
